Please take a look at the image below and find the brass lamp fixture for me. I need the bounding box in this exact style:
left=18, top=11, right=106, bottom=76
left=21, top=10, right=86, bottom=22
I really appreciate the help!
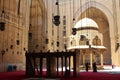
left=72, top=28, right=77, bottom=35
left=0, top=10, right=6, bottom=31
left=53, top=0, right=60, bottom=26
left=0, top=22, right=5, bottom=31
left=53, top=15, right=60, bottom=26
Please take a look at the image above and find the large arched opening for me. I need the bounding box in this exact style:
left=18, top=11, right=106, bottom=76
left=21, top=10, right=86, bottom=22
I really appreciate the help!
left=28, top=0, right=46, bottom=53
left=73, top=1, right=114, bottom=65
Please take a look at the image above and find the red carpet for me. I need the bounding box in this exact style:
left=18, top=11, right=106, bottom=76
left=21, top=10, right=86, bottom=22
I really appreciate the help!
left=0, top=71, right=120, bottom=80
left=0, top=71, right=27, bottom=80
left=61, top=72, right=120, bottom=80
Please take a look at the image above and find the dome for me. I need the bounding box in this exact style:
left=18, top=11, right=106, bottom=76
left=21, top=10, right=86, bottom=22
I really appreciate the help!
left=74, top=18, right=98, bottom=29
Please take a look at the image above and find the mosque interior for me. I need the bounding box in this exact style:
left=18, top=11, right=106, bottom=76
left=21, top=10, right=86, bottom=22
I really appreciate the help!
left=0, top=0, right=120, bottom=74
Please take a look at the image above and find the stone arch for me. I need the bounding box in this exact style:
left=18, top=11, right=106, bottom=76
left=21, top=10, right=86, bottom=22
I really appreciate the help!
left=28, top=0, right=46, bottom=52
left=79, top=35, right=89, bottom=45
left=74, top=1, right=114, bottom=64
left=92, top=36, right=101, bottom=45
left=74, top=1, right=114, bottom=37
left=71, top=38, right=76, bottom=46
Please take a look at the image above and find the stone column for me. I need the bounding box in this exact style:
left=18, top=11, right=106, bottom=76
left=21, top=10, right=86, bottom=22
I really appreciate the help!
left=83, top=53, right=85, bottom=67
left=70, top=56, right=73, bottom=68
left=73, top=50, right=80, bottom=77
left=100, top=51, right=103, bottom=68
left=76, top=50, right=80, bottom=76
left=93, top=53, right=96, bottom=62
left=90, top=50, right=93, bottom=68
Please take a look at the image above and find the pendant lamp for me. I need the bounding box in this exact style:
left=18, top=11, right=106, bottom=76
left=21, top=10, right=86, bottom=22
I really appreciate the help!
left=57, top=41, right=59, bottom=47
left=1, top=49, right=5, bottom=55
left=16, top=40, right=20, bottom=45
left=10, top=45, right=13, bottom=49
left=0, top=22, right=5, bottom=31
left=72, top=28, right=76, bottom=35
left=53, top=15, right=60, bottom=26
left=46, top=38, right=49, bottom=44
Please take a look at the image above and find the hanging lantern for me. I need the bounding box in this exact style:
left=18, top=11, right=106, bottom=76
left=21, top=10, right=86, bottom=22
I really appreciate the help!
left=16, top=40, right=20, bottom=45
left=17, top=51, right=19, bottom=55
left=0, top=22, right=5, bottom=31
left=23, top=48, right=26, bottom=51
left=117, top=42, right=120, bottom=47
left=116, top=42, right=119, bottom=51
left=10, top=45, right=13, bottom=49
left=73, top=18, right=75, bottom=21
left=53, top=15, right=60, bottom=26
left=56, top=1, right=58, bottom=5
left=29, top=32, right=32, bottom=39
left=72, top=28, right=76, bottom=35
left=51, top=42, right=53, bottom=45
left=46, top=38, right=49, bottom=44
left=1, top=49, right=5, bottom=55
left=57, top=41, right=59, bottom=47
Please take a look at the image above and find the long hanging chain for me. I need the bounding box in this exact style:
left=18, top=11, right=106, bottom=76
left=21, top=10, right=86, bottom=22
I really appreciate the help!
left=17, top=0, right=21, bottom=46
left=1, top=0, right=5, bottom=55
left=45, top=0, right=48, bottom=52
left=36, top=0, right=39, bottom=49
left=56, top=0, right=60, bottom=48
left=112, top=0, right=119, bottom=51
left=64, top=0, right=67, bottom=51
left=51, top=0, right=55, bottom=51
left=112, top=0, right=118, bottom=41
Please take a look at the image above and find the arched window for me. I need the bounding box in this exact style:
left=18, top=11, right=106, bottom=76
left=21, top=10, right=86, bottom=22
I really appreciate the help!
left=79, top=35, right=89, bottom=45
left=92, top=36, right=101, bottom=45
left=71, top=38, right=76, bottom=46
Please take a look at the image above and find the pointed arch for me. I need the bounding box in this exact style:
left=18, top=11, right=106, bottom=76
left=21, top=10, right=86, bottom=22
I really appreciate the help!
left=73, top=1, right=115, bottom=64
